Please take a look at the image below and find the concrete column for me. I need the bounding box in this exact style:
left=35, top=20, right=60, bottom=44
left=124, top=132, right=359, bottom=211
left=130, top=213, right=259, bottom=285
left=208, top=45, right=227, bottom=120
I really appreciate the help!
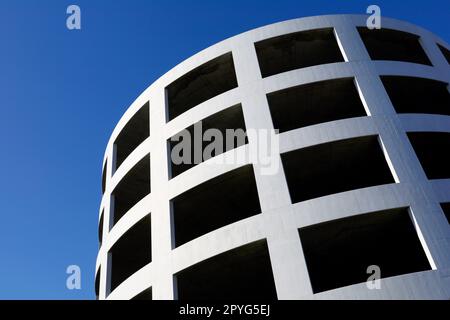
left=149, top=86, right=176, bottom=299
left=231, top=40, right=313, bottom=299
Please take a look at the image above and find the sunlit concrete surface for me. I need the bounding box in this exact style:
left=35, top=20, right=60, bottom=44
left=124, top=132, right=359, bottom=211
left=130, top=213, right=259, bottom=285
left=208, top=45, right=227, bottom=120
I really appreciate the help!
left=96, top=14, right=450, bottom=300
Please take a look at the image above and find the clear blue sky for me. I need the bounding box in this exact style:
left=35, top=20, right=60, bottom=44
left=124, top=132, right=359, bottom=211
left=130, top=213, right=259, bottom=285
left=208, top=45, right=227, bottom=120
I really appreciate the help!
left=0, top=0, right=448, bottom=300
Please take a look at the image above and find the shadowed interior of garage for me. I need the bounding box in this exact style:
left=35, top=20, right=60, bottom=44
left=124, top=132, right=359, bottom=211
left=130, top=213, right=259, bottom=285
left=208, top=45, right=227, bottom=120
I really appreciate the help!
left=112, top=154, right=150, bottom=227
left=299, top=207, right=431, bottom=293
left=169, top=104, right=248, bottom=178
left=166, top=52, right=238, bottom=121
left=408, top=132, right=450, bottom=180
left=114, top=102, right=150, bottom=171
left=109, top=215, right=151, bottom=292
left=358, top=28, right=432, bottom=65
left=255, top=28, right=344, bottom=78
left=176, top=240, right=277, bottom=300
left=267, top=77, right=367, bottom=133
left=382, top=76, right=450, bottom=115
left=281, top=135, right=395, bottom=204
left=171, top=164, right=261, bottom=247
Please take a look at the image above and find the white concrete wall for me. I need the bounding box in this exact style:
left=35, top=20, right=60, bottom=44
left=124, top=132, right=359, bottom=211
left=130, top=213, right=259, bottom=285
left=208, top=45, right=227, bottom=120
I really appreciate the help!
left=96, top=14, right=450, bottom=300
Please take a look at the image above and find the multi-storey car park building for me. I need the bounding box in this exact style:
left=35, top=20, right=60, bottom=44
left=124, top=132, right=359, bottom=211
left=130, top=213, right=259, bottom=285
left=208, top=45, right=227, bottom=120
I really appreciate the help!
left=95, top=14, right=450, bottom=300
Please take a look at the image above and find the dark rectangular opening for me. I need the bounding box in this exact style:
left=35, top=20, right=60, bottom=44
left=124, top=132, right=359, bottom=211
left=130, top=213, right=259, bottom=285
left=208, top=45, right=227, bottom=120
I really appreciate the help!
left=95, top=267, right=100, bottom=299
left=381, top=76, right=450, bottom=115
left=281, top=135, right=395, bottom=204
left=166, top=52, right=238, bottom=121
left=440, top=203, right=450, bottom=224
left=299, top=207, right=431, bottom=293
left=109, top=215, right=151, bottom=293
left=172, top=165, right=261, bottom=248
left=131, top=287, right=152, bottom=300
left=255, top=28, right=344, bottom=78
left=267, top=78, right=367, bottom=133
left=408, top=132, right=450, bottom=180
left=112, top=154, right=150, bottom=227
left=102, top=160, right=107, bottom=194
left=98, top=211, right=104, bottom=246
left=114, top=102, right=150, bottom=171
left=176, top=239, right=277, bottom=300
left=438, top=44, right=450, bottom=64
left=357, top=28, right=432, bottom=65
left=169, top=104, right=248, bottom=178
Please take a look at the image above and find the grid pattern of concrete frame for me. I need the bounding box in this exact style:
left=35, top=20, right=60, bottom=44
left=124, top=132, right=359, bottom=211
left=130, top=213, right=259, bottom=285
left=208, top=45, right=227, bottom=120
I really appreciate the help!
left=96, top=14, right=450, bottom=300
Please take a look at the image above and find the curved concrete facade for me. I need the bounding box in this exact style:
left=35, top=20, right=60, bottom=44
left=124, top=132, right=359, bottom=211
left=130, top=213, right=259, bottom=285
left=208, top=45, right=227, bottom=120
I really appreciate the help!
left=96, top=14, right=450, bottom=300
